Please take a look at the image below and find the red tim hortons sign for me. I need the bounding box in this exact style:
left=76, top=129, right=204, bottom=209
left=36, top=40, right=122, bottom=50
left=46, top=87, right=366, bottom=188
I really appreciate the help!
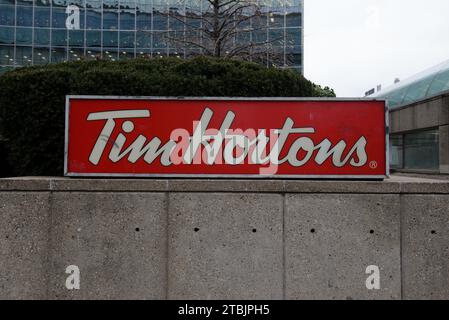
left=64, top=96, right=388, bottom=179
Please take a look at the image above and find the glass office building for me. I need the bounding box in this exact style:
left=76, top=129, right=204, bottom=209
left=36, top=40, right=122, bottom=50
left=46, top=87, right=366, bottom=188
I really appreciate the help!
left=377, top=59, right=449, bottom=110
left=0, top=0, right=303, bottom=75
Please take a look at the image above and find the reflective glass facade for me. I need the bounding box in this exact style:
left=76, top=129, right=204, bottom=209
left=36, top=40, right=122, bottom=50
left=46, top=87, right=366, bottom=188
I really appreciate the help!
left=376, top=59, right=449, bottom=109
left=390, top=129, right=440, bottom=171
left=0, top=0, right=303, bottom=74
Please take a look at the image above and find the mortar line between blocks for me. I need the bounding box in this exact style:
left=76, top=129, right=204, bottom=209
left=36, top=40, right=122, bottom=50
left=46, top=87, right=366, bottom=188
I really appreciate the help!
left=282, top=193, right=286, bottom=300
left=399, top=193, right=404, bottom=300
left=45, top=190, right=54, bottom=299
left=165, top=191, right=170, bottom=300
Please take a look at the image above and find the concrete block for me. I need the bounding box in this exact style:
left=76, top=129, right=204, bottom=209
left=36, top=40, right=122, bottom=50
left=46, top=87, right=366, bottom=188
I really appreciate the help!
left=50, top=179, right=168, bottom=192
left=402, top=195, right=449, bottom=299
left=389, top=111, right=400, bottom=134
left=398, top=106, right=416, bottom=132
left=399, top=181, right=449, bottom=194
left=0, top=192, right=50, bottom=299
left=283, top=180, right=400, bottom=194
left=168, top=179, right=285, bottom=193
left=285, top=194, right=401, bottom=300
left=168, top=193, right=283, bottom=299
left=0, top=178, right=51, bottom=191
left=4, top=176, right=447, bottom=194
left=416, top=99, right=441, bottom=129
left=442, top=96, right=449, bottom=125
left=47, top=192, right=167, bottom=299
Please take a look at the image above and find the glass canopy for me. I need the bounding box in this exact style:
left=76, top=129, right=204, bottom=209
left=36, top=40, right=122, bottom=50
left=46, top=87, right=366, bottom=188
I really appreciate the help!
left=375, top=59, right=449, bottom=109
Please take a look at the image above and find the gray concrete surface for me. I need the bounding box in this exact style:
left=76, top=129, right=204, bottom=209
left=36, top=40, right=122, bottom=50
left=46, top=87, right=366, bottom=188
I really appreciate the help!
left=3, top=175, right=449, bottom=193
left=47, top=192, right=167, bottom=300
left=401, top=195, right=449, bottom=299
left=285, top=194, right=401, bottom=300
left=0, top=193, right=50, bottom=299
left=390, top=94, right=449, bottom=134
left=168, top=193, right=283, bottom=299
left=0, top=176, right=449, bottom=300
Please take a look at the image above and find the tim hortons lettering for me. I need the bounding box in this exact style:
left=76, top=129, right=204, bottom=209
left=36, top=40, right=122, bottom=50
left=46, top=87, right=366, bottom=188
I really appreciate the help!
left=87, top=108, right=368, bottom=169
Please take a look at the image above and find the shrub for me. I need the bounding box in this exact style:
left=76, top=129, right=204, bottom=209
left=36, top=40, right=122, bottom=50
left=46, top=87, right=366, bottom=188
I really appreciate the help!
left=0, top=139, right=12, bottom=177
left=0, top=57, right=326, bottom=176
left=312, top=84, right=337, bottom=97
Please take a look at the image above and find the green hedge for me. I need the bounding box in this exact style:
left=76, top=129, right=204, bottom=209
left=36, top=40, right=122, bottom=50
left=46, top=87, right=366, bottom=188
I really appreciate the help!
left=0, top=140, right=12, bottom=177
left=0, top=57, right=328, bottom=176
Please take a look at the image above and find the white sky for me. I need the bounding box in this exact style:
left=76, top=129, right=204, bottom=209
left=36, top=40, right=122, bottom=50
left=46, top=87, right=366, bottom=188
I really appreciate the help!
left=304, top=0, right=449, bottom=97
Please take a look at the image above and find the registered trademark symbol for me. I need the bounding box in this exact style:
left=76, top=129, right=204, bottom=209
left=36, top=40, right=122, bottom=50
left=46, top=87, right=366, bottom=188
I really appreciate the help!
left=369, top=161, right=378, bottom=169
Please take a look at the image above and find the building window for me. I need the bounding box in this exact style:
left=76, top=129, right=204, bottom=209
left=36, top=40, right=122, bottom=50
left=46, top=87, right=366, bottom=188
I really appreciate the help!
left=136, top=31, right=151, bottom=48
left=69, top=30, right=85, bottom=47
left=86, top=30, right=101, bottom=47
left=389, top=134, right=403, bottom=169
left=136, top=10, right=152, bottom=31
left=120, top=31, right=135, bottom=48
left=391, top=129, right=439, bottom=171
left=404, top=129, right=439, bottom=170
left=120, top=10, right=135, bottom=31
left=17, top=5, right=33, bottom=27
left=35, top=6, right=51, bottom=28
left=103, top=30, right=118, bottom=47
left=102, top=48, right=118, bottom=61
left=51, top=47, right=67, bottom=63
left=0, top=5, right=15, bottom=26
left=85, top=48, right=101, bottom=60
left=16, top=27, right=33, bottom=45
left=52, top=29, right=68, bottom=46
left=15, top=46, right=33, bottom=65
left=68, top=48, right=84, bottom=61
left=0, top=45, right=14, bottom=65
left=286, top=28, right=301, bottom=46
left=35, top=28, right=51, bottom=46
left=0, top=26, right=14, bottom=44
left=103, top=10, right=119, bottom=30
left=33, top=47, right=50, bottom=65
left=86, top=9, right=102, bottom=30
left=286, top=7, right=302, bottom=27
left=0, top=0, right=304, bottom=72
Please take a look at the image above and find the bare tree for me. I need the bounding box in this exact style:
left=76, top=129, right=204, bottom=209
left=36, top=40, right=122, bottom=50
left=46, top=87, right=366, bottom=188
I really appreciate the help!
left=164, top=0, right=284, bottom=64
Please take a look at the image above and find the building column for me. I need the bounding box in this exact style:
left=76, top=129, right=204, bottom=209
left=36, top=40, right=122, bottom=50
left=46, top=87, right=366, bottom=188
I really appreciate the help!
left=440, top=125, right=449, bottom=174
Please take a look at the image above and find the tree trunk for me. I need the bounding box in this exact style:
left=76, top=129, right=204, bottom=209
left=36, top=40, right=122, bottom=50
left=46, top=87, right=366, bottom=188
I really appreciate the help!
left=213, top=0, right=221, bottom=57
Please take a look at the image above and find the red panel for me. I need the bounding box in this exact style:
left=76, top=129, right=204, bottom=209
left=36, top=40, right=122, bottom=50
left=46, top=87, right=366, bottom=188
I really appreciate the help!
left=65, top=97, right=387, bottom=178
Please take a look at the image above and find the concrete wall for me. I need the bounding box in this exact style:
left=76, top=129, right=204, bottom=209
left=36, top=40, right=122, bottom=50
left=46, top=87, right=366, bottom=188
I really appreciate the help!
left=389, top=94, right=449, bottom=133
left=1, top=176, right=449, bottom=300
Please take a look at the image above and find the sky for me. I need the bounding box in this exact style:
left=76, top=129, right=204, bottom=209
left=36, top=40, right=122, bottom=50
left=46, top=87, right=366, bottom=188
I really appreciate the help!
left=304, top=0, right=449, bottom=97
